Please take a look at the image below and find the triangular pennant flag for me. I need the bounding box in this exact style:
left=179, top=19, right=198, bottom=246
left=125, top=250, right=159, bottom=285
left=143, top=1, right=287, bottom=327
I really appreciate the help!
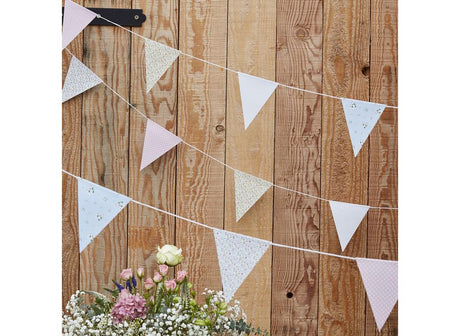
left=214, top=229, right=270, bottom=303
left=62, top=0, right=97, bottom=50
left=341, top=98, right=387, bottom=156
left=145, top=39, right=180, bottom=92
left=234, top=170, right=272, bottom=222
left=77, top=178, right=131, bottom=252
left=356, top=258, right=398, bottom=331
left=329, top=201, right=370, bottom=251
left=140, top=119, right=182, bottom=170
left=238, top=72, right=278, bottom=129
left=62, top=56, right=103, bottom=102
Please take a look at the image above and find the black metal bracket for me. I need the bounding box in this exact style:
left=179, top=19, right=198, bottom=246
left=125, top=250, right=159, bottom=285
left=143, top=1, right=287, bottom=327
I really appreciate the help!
left=62, top=7, right=146, bottom=27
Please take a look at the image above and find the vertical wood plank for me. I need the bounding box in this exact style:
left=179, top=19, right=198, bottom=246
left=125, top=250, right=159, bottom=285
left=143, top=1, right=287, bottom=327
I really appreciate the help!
left=175, top=0, right=228, bottom=299
left=366, top=0, right=398, bottom=334
left=127, top=0, right=179, bottom=278
left=62, top=0, right=83, bottom=309
left=272, top=0, right=323, bottom=335
left=79, top=0, right=131, bottom=293
left=225, top=0, right=277, bottom=331
left=319, top=0, right=370, bottom=335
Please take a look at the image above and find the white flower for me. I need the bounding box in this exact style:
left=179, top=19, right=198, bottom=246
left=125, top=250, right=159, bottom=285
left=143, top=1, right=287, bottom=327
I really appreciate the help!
left=156, top=245, right=184, bottom=266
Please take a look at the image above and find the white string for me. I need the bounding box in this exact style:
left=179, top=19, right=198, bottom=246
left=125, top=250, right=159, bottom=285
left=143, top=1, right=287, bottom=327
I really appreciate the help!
left=62, top=169, right=377, bottom=262
left=98, top=15, right=398, bottom=109
left=63, top=48, right=398, bottom=211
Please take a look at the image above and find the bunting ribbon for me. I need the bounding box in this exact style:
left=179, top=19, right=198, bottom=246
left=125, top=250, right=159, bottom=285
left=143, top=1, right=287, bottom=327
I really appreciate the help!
left=77, top=177, right=131, bottom=252
left=62, top=0, right=97, bottom=50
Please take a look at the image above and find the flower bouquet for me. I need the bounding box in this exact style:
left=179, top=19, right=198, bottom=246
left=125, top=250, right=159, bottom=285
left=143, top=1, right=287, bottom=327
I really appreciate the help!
left=63, top=245, right=268, bottom=336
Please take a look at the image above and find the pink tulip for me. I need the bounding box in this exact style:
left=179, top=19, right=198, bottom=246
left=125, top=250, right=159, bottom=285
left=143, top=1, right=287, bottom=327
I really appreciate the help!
left=144, top=278, right=154, bottom=290
left=153, top=271, right=162, bottom=283
left=120, top=268, right=133, bottom=281
left=159, top=264, right=169, bottom=276
left=176, top=270, right=187, bottom=282
left=137, top=267, right=145, bottom=278
left=165, top=280, right=177, bottom=291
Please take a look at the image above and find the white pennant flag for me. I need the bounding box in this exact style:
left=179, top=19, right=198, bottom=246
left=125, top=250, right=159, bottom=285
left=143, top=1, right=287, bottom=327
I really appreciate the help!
left=329, top=201, right=370, bottom=251
left=214, top=229, right=270, bottom=303
left=62, top=56, right=103, bottom=102
left=341, top=98, right=387, bottom=156
left=234, top=170, right=272, bottom=222
left=356, top=258, right=398, bottom=331
left=145, top=39, right=180, bottom=93
left=78, top=178, right=131, bottom=252
left=238, top=72, right=278, bottom=129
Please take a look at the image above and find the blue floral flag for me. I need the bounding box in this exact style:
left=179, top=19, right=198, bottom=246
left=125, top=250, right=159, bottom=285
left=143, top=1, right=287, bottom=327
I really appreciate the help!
left=341, top=98, right=386, bottom=156
left=77, top=178, right=131, bottom=252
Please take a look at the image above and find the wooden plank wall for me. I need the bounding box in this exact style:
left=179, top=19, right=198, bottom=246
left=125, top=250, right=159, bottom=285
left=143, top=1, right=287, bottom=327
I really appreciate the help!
left=62, top=0, right=398, bottom=334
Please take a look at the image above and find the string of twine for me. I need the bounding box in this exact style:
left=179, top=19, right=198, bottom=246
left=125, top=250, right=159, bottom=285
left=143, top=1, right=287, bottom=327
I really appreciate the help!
left=63, top=47, right=398, bottom=211
left=97, top=15, right=398, bottom=109
left=62, top=169, right=397, bottom=263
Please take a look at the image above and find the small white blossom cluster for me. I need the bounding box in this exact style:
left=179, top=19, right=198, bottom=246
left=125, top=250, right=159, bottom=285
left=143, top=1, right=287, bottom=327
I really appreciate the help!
left=62, top=290, right=250, bottom=336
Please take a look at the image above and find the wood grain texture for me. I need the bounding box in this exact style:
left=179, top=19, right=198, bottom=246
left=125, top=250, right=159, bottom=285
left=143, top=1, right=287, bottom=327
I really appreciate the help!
left=272, top=0, right=322, bottom=335
left=127, top=0, right=179, bottom=282
left=62, top=0, right=84, bottom=308
left=319, top=0, right=370, bottom=335
left=62, top=1, right=398, bottom=333
left=79, top=0, right=131, bottom=293
left=175, top=0, right=228, bottom=301
left=225, top=0, right=277, bottom=331
left=366, top=0, right=398, bottom=335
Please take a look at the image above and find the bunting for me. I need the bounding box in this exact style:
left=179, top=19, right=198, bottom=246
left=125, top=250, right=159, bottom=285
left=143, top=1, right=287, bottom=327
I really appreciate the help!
left=214, top=230, right=270, bottom=303
left=145, top=39, right=181, bottom=93
left=62, top=0, right=97, bottom=50
left=62, top=56, right=103, bottom=102
left=356, top=258, right=398, bottom=331
left=238, top=72, right=278, bottom=129
left=77, top=178, right=131, bottom=252
left=234, top=170, right=272, bottom=222
left=140, top=119, right=182, bottom=170
left=329, top=201, right=370, bottom=251
left=341, top=98, right=387, bottom=156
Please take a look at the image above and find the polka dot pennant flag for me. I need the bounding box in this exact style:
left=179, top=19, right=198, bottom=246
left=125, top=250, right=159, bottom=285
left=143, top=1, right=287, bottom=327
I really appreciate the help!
left=140, top=119, right=182, bottom=170
left=62, top=56, right=103, bottom=103
left=145, top=39, right=180, bottom=93
left=77, top=177, right=131, bottom=253
left=341, top=98, right=387, bottom=157
left=62, top=0, right=97, bottom=50
left=214, top=229, right=270, bottom=303
left=356, top=258, right=398, bottom=331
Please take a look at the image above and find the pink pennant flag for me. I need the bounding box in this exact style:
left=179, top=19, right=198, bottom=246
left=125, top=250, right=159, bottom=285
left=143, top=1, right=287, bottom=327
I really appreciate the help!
left=62, top=0, right=97, bottom=50
left=140, top=119, right=182, bottom=170
left=356, top=258, right=398, bottom=331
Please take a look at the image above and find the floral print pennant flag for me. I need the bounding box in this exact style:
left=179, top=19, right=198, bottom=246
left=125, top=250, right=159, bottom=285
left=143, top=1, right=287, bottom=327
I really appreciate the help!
left=145, top=39, right=180, bottom=93
left=62, top=56, right=103, bottom=103
left=214, top=229, right=270, bottom=303
left=341, top=98, right=387, bottom=156
left=234, top=170, right=272, bottom=222
left=77, top=178, right=131, bottom=252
